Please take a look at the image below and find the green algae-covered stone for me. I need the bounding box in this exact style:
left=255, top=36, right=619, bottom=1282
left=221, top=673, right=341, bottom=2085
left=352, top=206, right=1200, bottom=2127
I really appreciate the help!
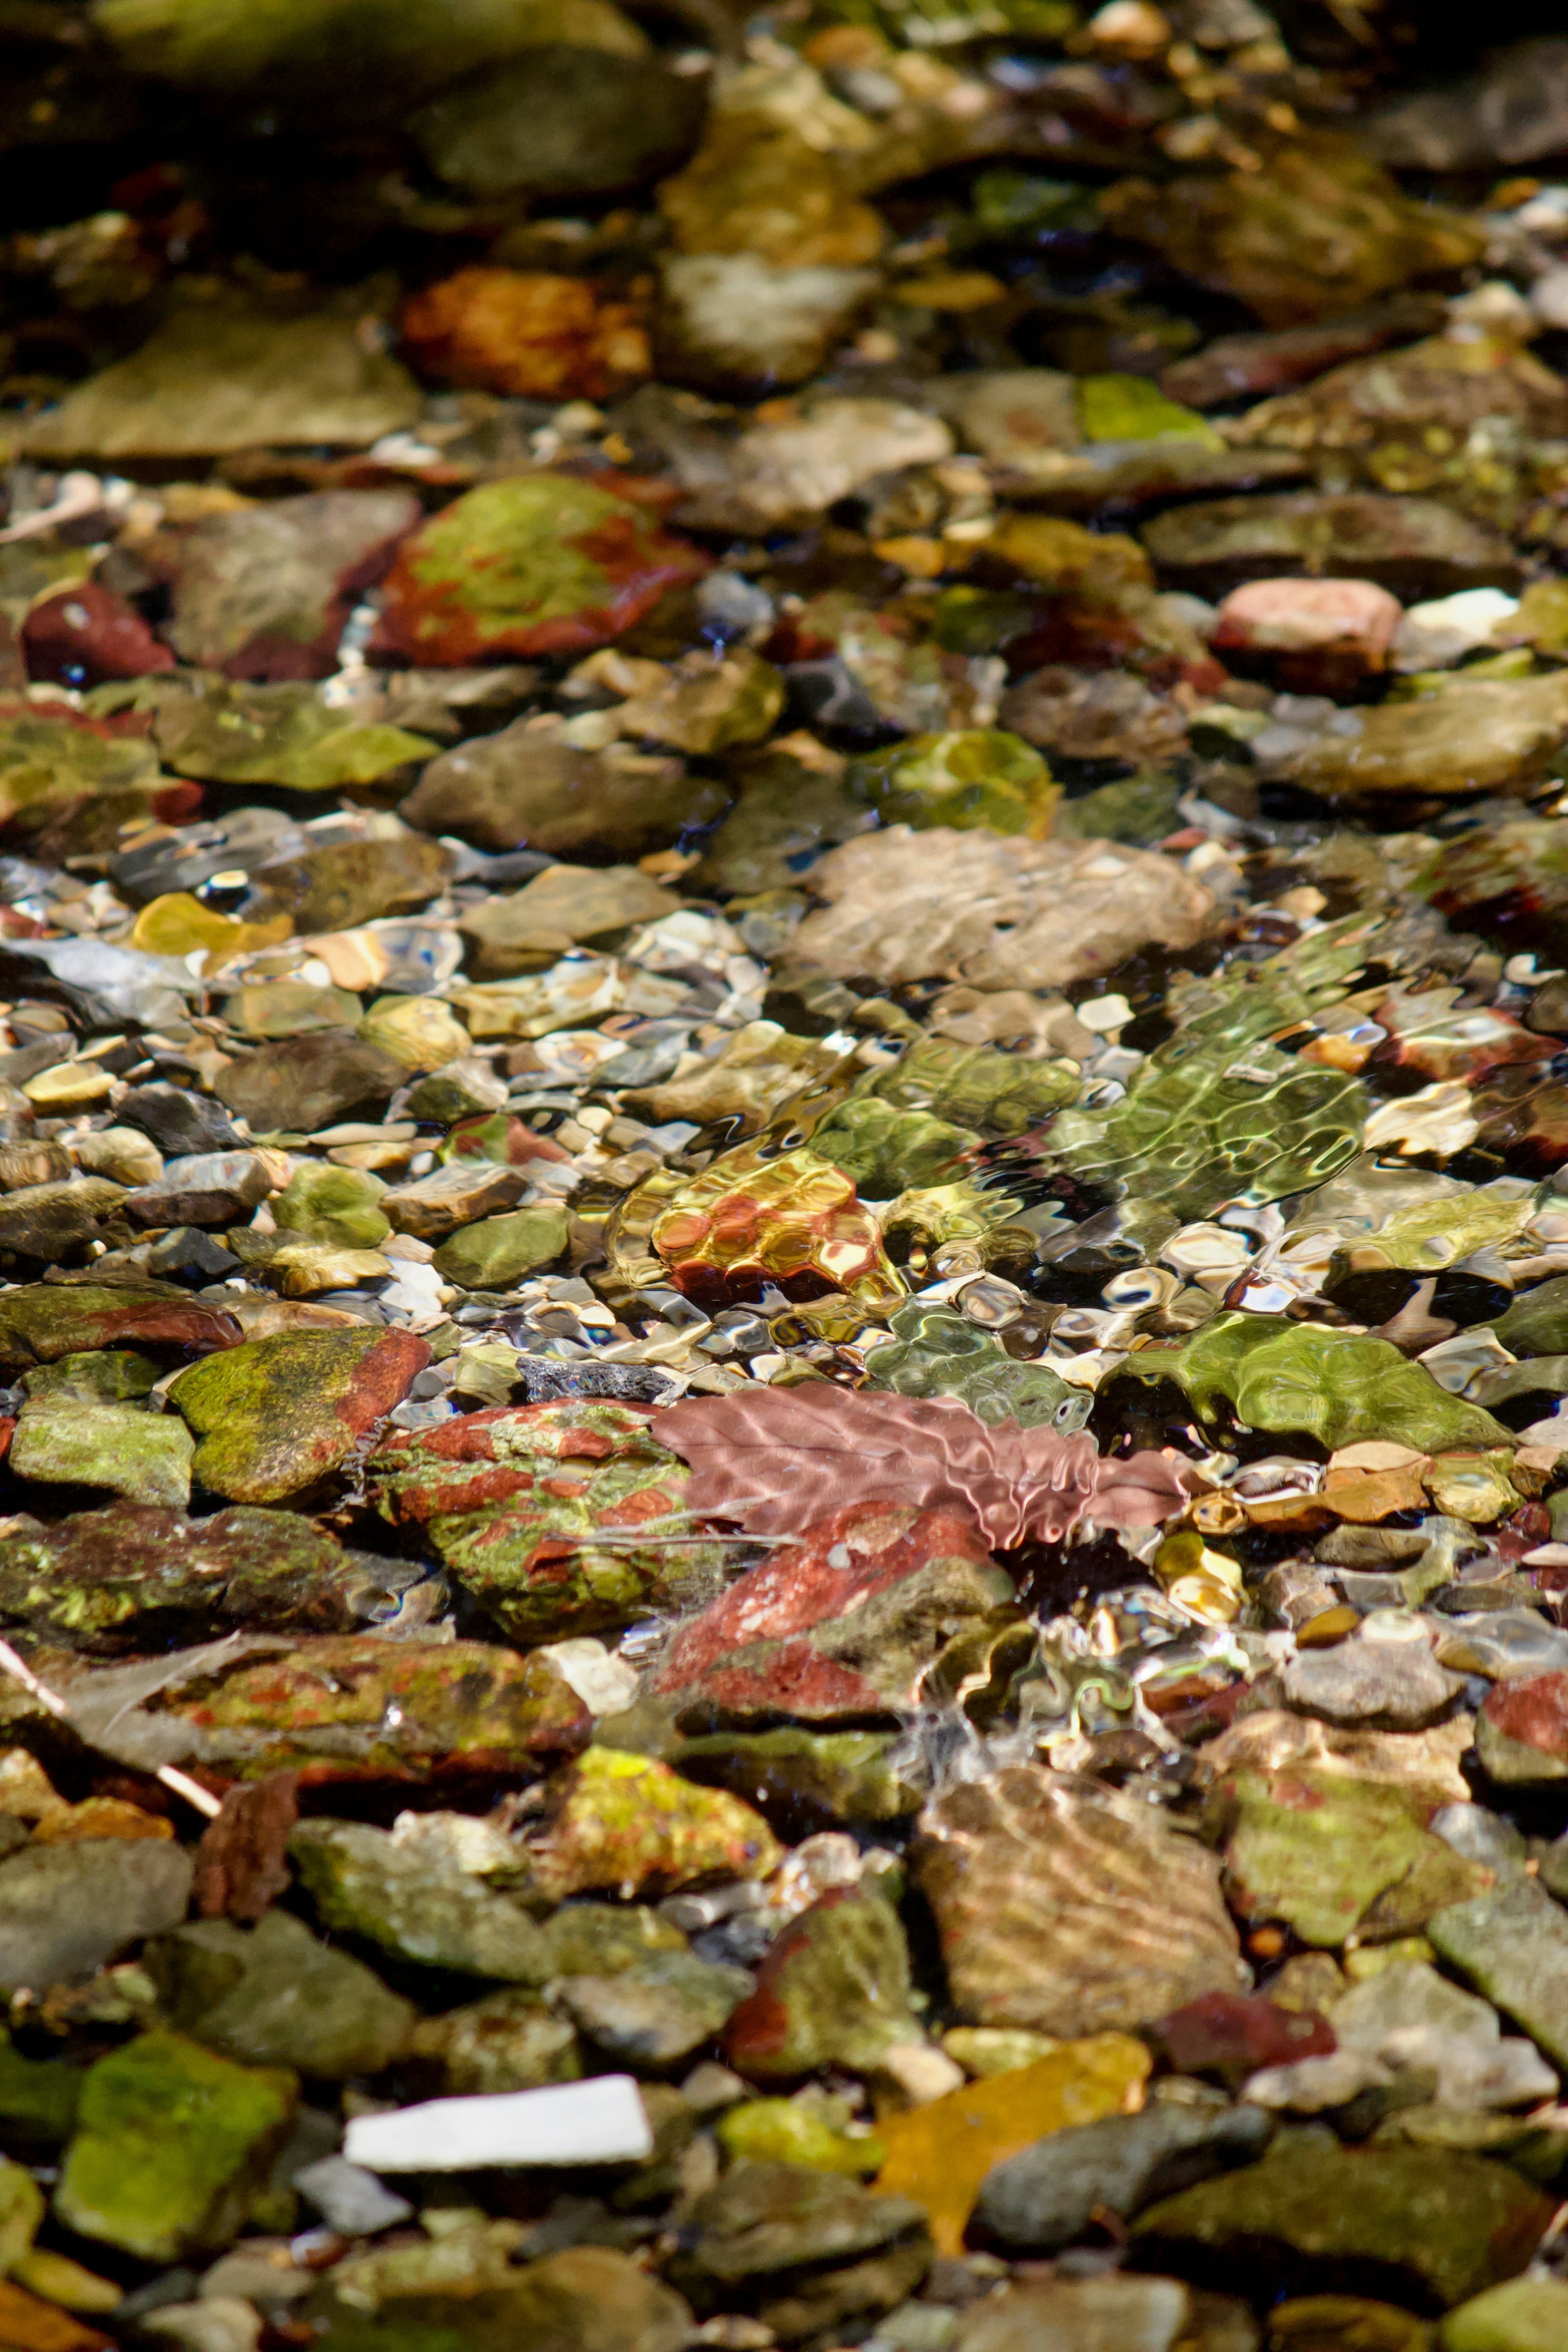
left=846, top=730, right=1058, bottom=837
left=55, top=2030, right=297, bottom=2261
left=0, top=1281, right=239, bottom=1374
left=1429, top=1878, right=1568, bottom=2074
left=146, top=1911, right=414, bottom=2079
left=376, top=474, right=707, bottom=665
left=368, top=1398, right=721, bottom=1642
left=677, top=1728, right=923, bottom=1835
left=523, top=1745, right=782, bottom=1903
left=408, top=1984, right=582, bottom=2095
left=1145, top=1310, right=1511, bottom=1453
left=724, top=1888, right=923, bottom=2081
left=22, top=1349, right=160, bottom=1404
left=1439, top=2276, right=1568, bottom=2351
left=9, top=1395, right=194, bottom=1508
left=808, top=1097, right=978, bottom=1196
left=1076, top=373, right=1219, bottom=445
left=432, top=1204, right=570, bottom=1290
left=864, top=1300, right=1089, bottom=1432
left=534, top=1901, right=688, bottom=1978
left=718, top=2098, right=884, bottom=2177
left=272, top=1162, right=391, bottom=1250
left=0, top=2031, right=83, bottom=2147
left=150, top=677, right=436, bottom=790
left=857, top=1035, right=1082, bottom=1140
left=169, top=1326, right=431, bottom=1502
left=290, top=1818, right=548, bottom=1981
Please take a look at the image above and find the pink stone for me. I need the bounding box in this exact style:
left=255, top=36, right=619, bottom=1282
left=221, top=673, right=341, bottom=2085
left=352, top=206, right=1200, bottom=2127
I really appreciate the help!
left=1211, top=579, right=1403, bottom=690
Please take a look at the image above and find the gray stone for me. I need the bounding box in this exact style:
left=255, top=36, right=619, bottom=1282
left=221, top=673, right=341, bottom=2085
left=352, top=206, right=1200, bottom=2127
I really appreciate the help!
left=292, top=2155, right=412, bottom=2236
left=559, top=1951, right=754, bottom=2069
left=0, top=1839, right=193, bottom=1993
left=668, top=2160, right=932, bottom=2343
left=1429, top=1877, right=1568, bottom=2072
left=406, top=1985, right=582, bottom=2095
left=1280, top=1640, right=1466, bottom=1732
left=289, top=1819, right=548, bottom=1981
left=145, top=1910, right=414, bottom=2079
left=955, top=2276, right=1204, bottom=2352
left=973, top=2103, right=1274, bottom=2253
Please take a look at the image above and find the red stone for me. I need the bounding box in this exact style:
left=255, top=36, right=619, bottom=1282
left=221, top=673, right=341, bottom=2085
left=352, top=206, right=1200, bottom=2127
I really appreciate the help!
left=192, top=1771, right=299, bottom=1923
left=1156, top=1990, right=1337, bottom=2080
left=22, top=581, right=175, bottom=689
left=1211, top=577, right=1401, bottom=693
left=1482, top=1671, right=1568, bottom=1760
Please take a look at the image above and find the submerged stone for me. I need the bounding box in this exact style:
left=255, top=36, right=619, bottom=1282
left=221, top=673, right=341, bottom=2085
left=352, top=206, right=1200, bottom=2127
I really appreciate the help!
left=145, top=1910, right=414, bottom=2078
left=724, top=1889, right=922, bottom=2081
left=169, top=1327, right=431, bottom=1502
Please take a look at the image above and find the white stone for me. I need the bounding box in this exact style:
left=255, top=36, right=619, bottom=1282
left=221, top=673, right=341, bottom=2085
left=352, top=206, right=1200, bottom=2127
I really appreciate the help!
left=343, top=2076, right=653, bottom=2172
left=1391, top=588, right=1520, bottom=672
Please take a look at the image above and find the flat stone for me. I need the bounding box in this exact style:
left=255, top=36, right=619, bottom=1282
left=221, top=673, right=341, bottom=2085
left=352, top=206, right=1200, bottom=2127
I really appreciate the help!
left=1277, top=673, right=1568, bottom=804
left=54, top=2029, right=297, bottom=2262
left=676, top=1728, right=922, bottom=1836
left=0, top=1177, right=125, bottom=1263
left=343, top=2074, right=653, bottom=2173
left=873, top=2038, right=1151, bottom=2260
left=1323, top=1958, right=1557, bottom=2111
left=407, top=1986, right=582, bottom=2095
left=913, top=1767, right=1244, bottom=2037
left=1475, top=1672, right=1568, bottom=1783
left=9, top=1396, right=194, bottom=1508
left=724, top=1889, right=922, bottom=2081
left=118, top=1085, right=244, bottom=1156
left=145, top=1910, right=414, bottom=2078
left=381, top=1161, right=530, bottom=1241
left=289, top=1818, right=548, bottom=1981
left=955, top=2275, right=1204, bottom=2352
left=124, top=1149, right=287, bottom=1230
left=413, top=42, right=704, bottom=198
left=459, top=866, right=678, bottom=976
left=0, top=1839, right=194, bottom=1994
left=1141, top=494, right=1518, bottom=602
left=215, top=1031, right=406, bottom=1134
left=653, top=1501, right=1017, bottom=1726
left=169, top=1327, right=430, bottom=1502
left=245, top=833, right=452, bottom=935
left=292, top=2156, right=412, bottom=2238
left=432, top=1205, right=570, bottom=1291
left=403, top=718, right=721, bottom=856
left=667, top=2159, right=932, bottom=2341
left=165, top=490, right=422, bottom=682
left=1438, top=2276, right=1568, bottom=2351
left=0, top=1281, right=239, bottom=1374
left=519, top=1746, right=781, bottom=1904
left=656, top=254, right=880, bottom=396
left=1131, top=2141, right=1553, bottom=2314
left=1279, top=1639, right=1466, bottom=1731
left=1428, top=1877, right=1568, bottom=2071
left=560, top=1950, right=753, bottom=2069
left=973, top=2103, right=1274, bottom=2253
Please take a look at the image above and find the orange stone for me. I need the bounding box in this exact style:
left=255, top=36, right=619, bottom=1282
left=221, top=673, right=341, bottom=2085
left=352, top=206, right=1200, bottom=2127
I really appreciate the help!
left=30, top=1798, right=174, bottom=1846
left=0, top=2280, right=111, bottom=2352
left=872, top=2034, right=1150, bottom=2256
left=401, top=267, right=650, bottom=402
left=649, top=1141, right=903, bottom=1314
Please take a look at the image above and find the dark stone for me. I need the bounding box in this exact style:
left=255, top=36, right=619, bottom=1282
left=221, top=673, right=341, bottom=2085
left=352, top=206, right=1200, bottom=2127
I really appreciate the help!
left=973, top=2102, right=1275, bottom=2252
left=214, top=1032, right=407, bottom=1136
left=193, top=1773, right=300, bottom=1924
left=119, top=1084, right=244, bottom=1155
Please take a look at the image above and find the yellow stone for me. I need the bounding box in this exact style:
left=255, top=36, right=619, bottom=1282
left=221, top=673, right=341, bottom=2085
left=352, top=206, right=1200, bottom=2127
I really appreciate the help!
left=873, top=2034, right=1149, bottom=2256
left=130, top=890, right=292, bottom=964
left=266, top=1244, right=391, bottom=1296
left=1268, top=2295, right=1431, bottom=2351
left=9, top=2250, right=122, bottom=2314
left=986, top=513, right=1153, bottom=592
left=21, top=1061, right=114, bottom=1110
left=359, top=993, right=471, bottom=1069
left=942, top=2027, right=1062, bottom=2079
left=1422, top=1450, right=1519, bottom=1525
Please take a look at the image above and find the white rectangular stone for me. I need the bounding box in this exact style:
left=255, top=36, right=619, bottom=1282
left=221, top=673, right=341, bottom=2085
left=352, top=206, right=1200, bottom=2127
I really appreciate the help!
left=343, top=2076, right=653, bottom=2173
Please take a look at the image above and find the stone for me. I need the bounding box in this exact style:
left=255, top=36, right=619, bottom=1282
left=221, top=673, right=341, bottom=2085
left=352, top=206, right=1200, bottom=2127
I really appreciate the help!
left=913, top=1768, right=1243, bottom=2037
left=676, top=1728, right=922, bottom=1836
left=1276, top=674, right=1568, bottom=805
left=1323, top=1958, right=1557, bottom=2112
left=1366, top=37, right=1568, bottom=172
left=169, top=1327, right=431, bottom=1503
left=342, top=2074, right=653, bottom=2173
left=694, top=403, right=952, bottom=532
left=659, top=113, right=884, bottom=272
left=124, top=1148, right=288, bottom=1229
left=432, top=1206, right=571, bottom=1290
left=519, top=1746, right=782, bottom=1904
left=9, top=1395, right=194, bottom=1508
left=272, top=1164, right=390, bottom=1250
left=0, top=1176, right=124, bottom=1264
left=216, top=1031, right=406, bottom=1132
left=1428, top=1878, right=1568, bottom=2072
left=667, top=2160, right=932, bottom=2342
left=560, top=1949, right=753, bottom=2069
left=1141, top=494, right=1518, bottom=603
left=1438, top=2277, right=1568, bottom=2352
left=192, top=1774, right=299, bottom=1924
left=460, top=867, right=677, bottom=976
left=163, top=491, right=421, bottom=681
left=292, top=2156, right=412, bottom=2237
left=145, top=1911, right=414, bottom=2078
left=789, top=826, right=1213, bottom=991
left=289, top=1818, right=547, bottom=1981
left=655, top=254, right=880, bottom=394
left=408, top=1987, right=582, bottom=2094
left=381, top=1160, right=529, bottom=1241
left=653, top=1501, right=1016, bottom=1726
left=0, top=2283, right=113, bottom=2352
left=1211, top=1764, right=1491, bottom=1949
left=245, top=833, right=453, bottom=935
left=1101, top=134, right=1482, bottom=328
left=375, top=475, right=707, bottom=666
left=1210, top=579, right=1403, bottom=694
left=1278, top=1640, right=1466, bottom=1733
left=1474, top=1674, right=1568, bottom=1784
left=844, top=730, right=1058, bottom=837
left=717, top=2098, right=884, bottom=2176
left=1156, top=1994, right=1336, bottom=2084
left=400, top=268, right=650, bottom=403
left=972, top=2104, right=1274, bottom=2252
left=621, top=1022, right=837, bottom=1130
left=22, top=303, right=420, bottom=463
left=119, top=1085, right=244, bottom=1156
left=0, top=1839, right=194, bottom=1995
left=368, top=1398, right=716, bottom=1642
left=403, top=717, right=718, bottom=855
left=54, top=2031, right=297, bottom=2262
left=616, top=646, right=786, bottom=752
left=955, top=2274, right=1209, bottom=2352
left=643, top=1140, right=900, bottom=1313
left=23, top=581, right=175, bottom=690
left=1132, top=2142, right=1552, bottom=2314
left=0, top=1281, right=239, bottom=1374
left=873, top=2038, right=1151, bottom=2259
left=862, top=1302, right=1088, bottom=1431
left=723, top=1890, right=922, bottom=2081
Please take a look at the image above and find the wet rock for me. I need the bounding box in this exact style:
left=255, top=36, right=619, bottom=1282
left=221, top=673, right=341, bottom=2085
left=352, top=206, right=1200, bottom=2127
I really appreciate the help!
left=653, top=1501, right=1016, bottom=1726
left=413, top=46, right=704, bottom=200
left=407, top=1985, right=581, bottom=2095
left=1279, top=1638, right=1466, bottom=1732
left=53, top=2030, right=297, bottom=2262
left=1438, top=2276, right=1568, bottom=2351
left=676, top=1728, right=922, bottom=1835
left=163, top=492, right=421, bottom=681
left=718, top=2096, right=884, bottom=2176
left=1428, top=1877, right=1568, bottom=2071
left=1160, top=299, right=1450, bottom=410
left=1155, top=1993, right=1336, bottom=2085
left=1131, top=2141, right=1552, bottom=2313
left=972, top=2104, right=1274, bottom=2253
left=149, top=677, right=436, bottom=793
left=145, top=1910, right=414, bottom=2078
left=913, top=1768, right=1243, bottom=2037
left=1474, top=1673, right=1568, bottom=1784
left=22, top=581, right=175, bottom=690
left=400, top=267, right=650, bottom=403
left=432, top=1205, right=571, bottom=1291
left=667, top=2160, right=931, bottom=2343
left=655, top=254, right=881, bottom=396
left=273, top=1165, right=389, bottom=1251
left=368, top=1398, right=715, bottom=1642
left=375, top=476, right=708, bottom=666
left=169, top=1327, right=430, bottom=1502
left=9, top=1394, right=194, bottom=1508
left=874, top=2038, right=1152, bottom=2260
left=1322, top=1957, right=1557, bottom=2112
left=119, top=1086, right=244, bottom=1157
left=954, top=2275, right=1217, bottom=2352
left=0, top=1176, right=125, bottom=1264
left=1210, top=579, right=1402, bottom=695
left=724, top=1889, right=922, bottom=2080
left=844, top=729, right=1057, bottom=837
left=0, top=1839, right=194, bottom=1995
left=690, top=401, right=952, bottom=532
left=289, top=1818, right=546, bottom=1981
left=789, top=826, right=1213, bottom=991
left=1275, top=673, right=1568, bottom=805
left=192, top=1775, right=299, bottom=1925
left=621, top=1022, right=838, bottom=1130
left=519, top=1745, right=782, bottom=1903
left=244, top=833, right=452, bottom=935
left=403, top=718, right=719, bottom=856
left=0, top=1280, right=240, bottom=1373
left=22, top=303, right=420, bottom=464
left=381, top=1160, right=529, bottom=1241
left=561, top=1949, right=752, bottom=2069
left=659, top=113, right=885, bottom=272
left=216, top=1030, right=406, bottom=1133
left=1101, top=135, right=1482, bottom=328
left=1141, top=495, right=1518, bottom=602
left=1366, top=37, right=1568, bottom=172
left=460, top=867, right=677, bottom=976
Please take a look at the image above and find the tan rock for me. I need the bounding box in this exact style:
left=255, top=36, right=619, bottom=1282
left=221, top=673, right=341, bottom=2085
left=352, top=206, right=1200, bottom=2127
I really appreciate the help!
left=381, top=1161, right=531, bottom=1241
